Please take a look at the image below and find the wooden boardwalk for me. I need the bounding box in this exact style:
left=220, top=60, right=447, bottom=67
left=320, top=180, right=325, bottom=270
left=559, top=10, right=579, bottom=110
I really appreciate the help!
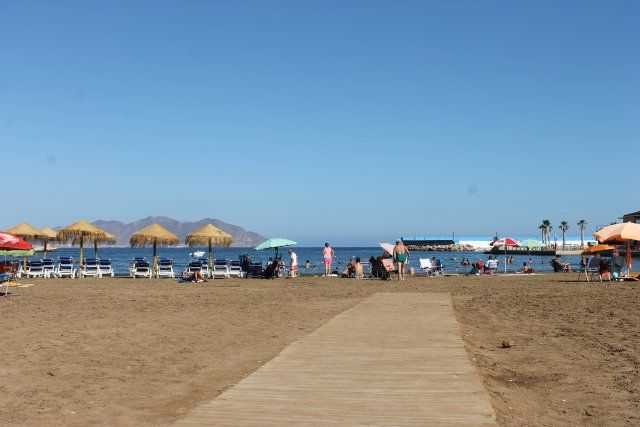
left=177, top=293, right=495, bottom=426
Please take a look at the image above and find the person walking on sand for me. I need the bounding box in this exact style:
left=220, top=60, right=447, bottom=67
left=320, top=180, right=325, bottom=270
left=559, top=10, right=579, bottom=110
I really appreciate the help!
left=288, top=249, right=298, bottom=278
left=322, top=243, right=335, bottom=276
left=393, top=239, right=410, bottom=281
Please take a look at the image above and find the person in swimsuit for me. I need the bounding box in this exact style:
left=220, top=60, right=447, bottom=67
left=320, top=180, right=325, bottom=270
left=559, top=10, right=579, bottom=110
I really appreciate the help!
left=393, top=239, right=410, bottom=281
left=322, top=243, right=334, bottom=276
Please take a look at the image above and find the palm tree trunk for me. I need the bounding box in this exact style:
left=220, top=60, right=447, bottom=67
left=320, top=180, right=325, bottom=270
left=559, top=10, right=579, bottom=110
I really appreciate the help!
left=580, top=228, right=584, bottom=248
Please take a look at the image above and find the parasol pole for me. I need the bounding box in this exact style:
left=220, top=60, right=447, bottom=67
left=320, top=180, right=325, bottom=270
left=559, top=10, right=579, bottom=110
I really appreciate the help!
left=43, top=240, right=48, bottom=259
left=78, top=234, right=84, bottom=279
left=626, top=241, right=632, bottom=273
left=208, top=238, right=213, bottom=279
left=153, top=239, right=157, bottom=279
left=94, top=240, right=99, bottom=258
left=504, top=237, right=507, bottom=273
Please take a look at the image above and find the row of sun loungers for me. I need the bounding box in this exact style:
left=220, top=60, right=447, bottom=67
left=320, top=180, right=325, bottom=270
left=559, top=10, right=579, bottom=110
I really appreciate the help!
left=129, top=258, right=246, bottom=279
left=16, top=257, right=114, bottom=279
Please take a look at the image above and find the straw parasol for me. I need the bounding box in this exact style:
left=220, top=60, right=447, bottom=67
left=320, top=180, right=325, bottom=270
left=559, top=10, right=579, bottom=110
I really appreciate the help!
left=130, top=224, right=179, bottom=278
left=5, top=223, right=46, bottom=270
left=185, top=224, right=232, bottom=278
left=56, top=220, right=107, bottom=278
left=40, top=227, right=60, bottom=258
left=74, top=231, right=116, bottom=258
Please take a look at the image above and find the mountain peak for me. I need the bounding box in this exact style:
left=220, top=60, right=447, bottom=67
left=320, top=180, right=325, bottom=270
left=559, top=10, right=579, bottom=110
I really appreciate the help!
left=90, top=217, right=265, bottom=247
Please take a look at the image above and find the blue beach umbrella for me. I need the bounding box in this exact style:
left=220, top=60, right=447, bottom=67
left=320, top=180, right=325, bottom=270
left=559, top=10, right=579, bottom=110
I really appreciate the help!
left=255, top=238, right=297, bottom=259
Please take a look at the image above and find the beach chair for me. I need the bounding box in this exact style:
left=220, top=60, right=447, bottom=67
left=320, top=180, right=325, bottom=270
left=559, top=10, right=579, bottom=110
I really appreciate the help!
left=99, top=259, right=114, bottom=277
left=157, top=258, right=175, bottom=278
left=55, top=257, right=76, bottom=278
left=360, top=261, right=371, bottom=277
left=82, top=258, right=102, bottom=278
left=131, top=260, right=152, bottom=278
left=419, top=258, right=434, bottom=275
left=42, top=258, right=55, bottom=278
left=198, top=258, right=210, bottom=277
left=213, top=259, right=230, bottom=278
left=229, top=260, right=243, bottom=278
left=580, top=257, right=602, bottom=282
left=26, top=260, right=46, bottom=278
left=248, top=261, right=263, bottom=278
left=187, top=260, right=202, bottom=274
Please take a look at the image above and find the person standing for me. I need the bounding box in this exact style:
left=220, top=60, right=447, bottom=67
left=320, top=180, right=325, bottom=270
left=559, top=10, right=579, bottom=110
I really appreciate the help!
left=322, top=243, right=335, bottom=276
left=393, top=239, right=410, bottom=281
left=288, top=249, right=298, bottom=278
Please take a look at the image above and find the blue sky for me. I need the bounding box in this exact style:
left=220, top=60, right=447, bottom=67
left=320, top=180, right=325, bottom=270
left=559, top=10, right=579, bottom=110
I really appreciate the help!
left=1, top=0, right=638, bottom=245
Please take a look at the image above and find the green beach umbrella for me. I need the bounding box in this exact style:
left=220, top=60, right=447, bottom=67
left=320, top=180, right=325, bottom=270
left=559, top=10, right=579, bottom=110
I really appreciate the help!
left=255, top=238, right=297, bottom=259
left=520, top=239, right=544, bottom=248
left=0, top=250, right=35, bottom=257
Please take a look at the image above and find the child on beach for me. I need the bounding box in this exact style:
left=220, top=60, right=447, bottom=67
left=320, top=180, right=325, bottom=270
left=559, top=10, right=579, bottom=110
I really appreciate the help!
left=323, top=243, right=335, bottom=276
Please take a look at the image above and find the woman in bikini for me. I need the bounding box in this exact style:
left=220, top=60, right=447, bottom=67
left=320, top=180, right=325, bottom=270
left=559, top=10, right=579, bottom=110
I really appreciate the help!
left=393, top=239, right=410, bottom=281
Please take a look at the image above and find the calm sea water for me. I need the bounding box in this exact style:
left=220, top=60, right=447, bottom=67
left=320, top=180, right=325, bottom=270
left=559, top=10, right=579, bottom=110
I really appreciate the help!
left=23, top=247, right=585, bottom=276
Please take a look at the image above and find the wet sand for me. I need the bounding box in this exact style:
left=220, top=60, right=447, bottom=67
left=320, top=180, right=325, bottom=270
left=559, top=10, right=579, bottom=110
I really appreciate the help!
left=1, top=274, right=638, bottom=426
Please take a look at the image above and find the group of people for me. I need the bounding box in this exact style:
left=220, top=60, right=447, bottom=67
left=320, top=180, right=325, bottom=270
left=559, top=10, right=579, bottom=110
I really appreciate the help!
left=581, top=251, right=627, bottom=280
left=282, top=240, right=412, bottom=281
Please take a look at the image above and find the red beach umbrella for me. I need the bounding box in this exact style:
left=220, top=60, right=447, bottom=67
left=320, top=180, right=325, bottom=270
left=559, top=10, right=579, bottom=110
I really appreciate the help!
left=0, top=232, right=32, bottom=251
left=491, top=238, right=519, bottom=247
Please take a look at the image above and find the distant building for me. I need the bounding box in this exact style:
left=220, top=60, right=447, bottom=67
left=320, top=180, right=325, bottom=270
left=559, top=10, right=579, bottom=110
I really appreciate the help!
left=622, top=211, right=640, bottom=224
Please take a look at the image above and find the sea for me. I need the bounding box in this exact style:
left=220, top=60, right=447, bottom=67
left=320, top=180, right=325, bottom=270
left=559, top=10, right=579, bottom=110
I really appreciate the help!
left=22, top=247, right=586, bottom=276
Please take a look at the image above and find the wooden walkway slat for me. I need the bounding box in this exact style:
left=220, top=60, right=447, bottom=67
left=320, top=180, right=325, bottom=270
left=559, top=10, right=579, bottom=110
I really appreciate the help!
left=177, top=293, right=495, bottom=426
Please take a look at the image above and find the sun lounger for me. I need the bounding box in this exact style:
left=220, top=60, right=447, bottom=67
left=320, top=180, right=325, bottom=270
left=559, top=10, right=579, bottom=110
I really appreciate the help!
left=419, top=258, right=434, bottom=275
left=187, top=260, right=202, bottom=274
left=157, top=258, right=175, bottom=278
left=131, top=260, right=152, bottom=278
left=198, top=258, right=210, bottom=277
left=55, top=257, right=76, bottom=278
left=213, top=259, right=230, bottom=278
left=229, top=260, right=243, bottom=278
left=82, top=258, right=101, bottom=278
left=42, top=258, right=55, bottom=278
left=26, top=260, right=46, bottom=278
left=99, top=259, right=114, bottom=277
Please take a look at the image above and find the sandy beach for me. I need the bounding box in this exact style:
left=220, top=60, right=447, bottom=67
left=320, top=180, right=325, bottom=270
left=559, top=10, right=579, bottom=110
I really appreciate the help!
left=1, top=274, right=638, bottom=426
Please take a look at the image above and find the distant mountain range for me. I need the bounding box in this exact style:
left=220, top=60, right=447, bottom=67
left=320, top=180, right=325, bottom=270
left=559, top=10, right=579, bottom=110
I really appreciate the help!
left=88, top=216, right=266, bottom=247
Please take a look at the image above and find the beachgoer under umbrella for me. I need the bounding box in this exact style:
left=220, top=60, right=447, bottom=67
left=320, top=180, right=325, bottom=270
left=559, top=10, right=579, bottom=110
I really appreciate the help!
left=610, top=250, right=626, bottom=281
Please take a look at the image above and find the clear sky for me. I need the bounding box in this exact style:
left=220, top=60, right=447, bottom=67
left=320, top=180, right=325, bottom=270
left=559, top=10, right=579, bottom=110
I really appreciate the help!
left=1, top=0, right=638, bottom=245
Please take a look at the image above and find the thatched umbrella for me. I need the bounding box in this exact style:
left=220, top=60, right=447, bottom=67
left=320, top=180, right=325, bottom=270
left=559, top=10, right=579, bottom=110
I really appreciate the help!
left=74, top=231, right=116, bottom=258
left=185, top=224, right=232, bottom=278
left=130, top=224, right=179, bottom=278
left=5, top=222, right=47, bottom=270
left=40, top=227, right=60, bottom=258
left=56, top=220, right=107, bottom=279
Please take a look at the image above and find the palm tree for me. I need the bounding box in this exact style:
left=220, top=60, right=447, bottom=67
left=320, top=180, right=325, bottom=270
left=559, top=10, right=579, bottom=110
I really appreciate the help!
left=559, top=221, right=569, bottom=248
left=577, top=220, right=587, bottom=248
left=541, top=219, right=551, bottom=245
left=538, top=224, right=546, bottom=244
